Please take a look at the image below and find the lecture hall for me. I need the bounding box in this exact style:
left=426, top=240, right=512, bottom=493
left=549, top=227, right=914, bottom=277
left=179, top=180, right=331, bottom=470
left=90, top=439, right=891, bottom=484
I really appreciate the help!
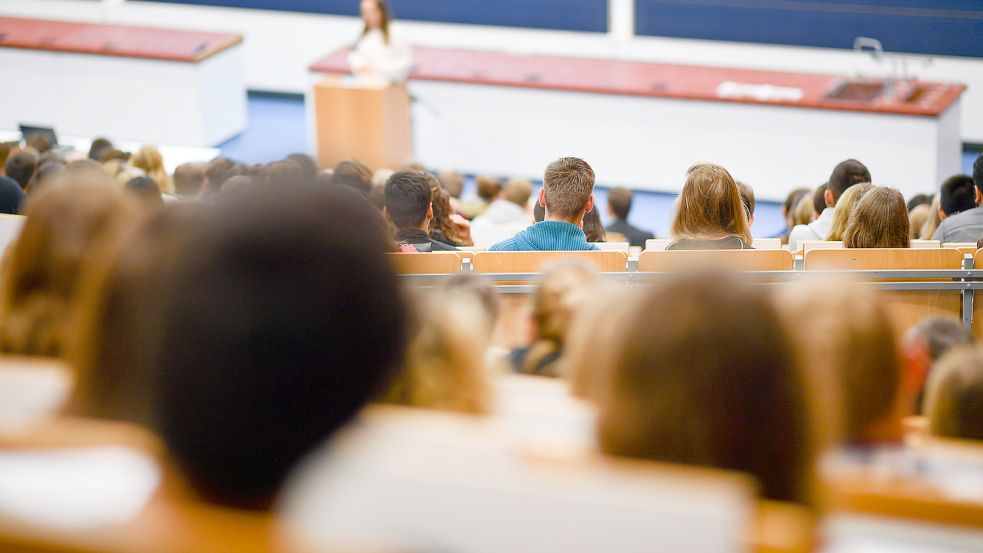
left=0, top=0, right=982, bottom=551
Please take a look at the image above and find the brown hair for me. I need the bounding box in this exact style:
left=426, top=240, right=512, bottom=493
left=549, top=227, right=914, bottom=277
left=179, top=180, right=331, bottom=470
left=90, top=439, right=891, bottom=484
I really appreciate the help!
left=598, top=273, right=816, bottom=506
left=778, top=281, right=899, bottom=445
left=0, top=181, right=141, bottom=357
left=475, top=176, right=502, bottom=203
left=671, top=162, right=752, bottom=243
left=921, top=194, right=942, bottom=240
left=543, top=157, right=595, bottom=219
left=69, top=204, right=203, bottom=424
left=608, top=187, right=634, bottom=220
left=738, top=181, right=755, bottom=218
left=362, top=0, right=393, bottom=44
left=427, top=174, right=470, bottom=246
left=826, top=182, right=873, bottom=241
left=926, top=345, right=983, bottom=441
left=791, top=192, right=816, bottom=226
left=843, top=187, right=910, bottom=248
left=907, top=203, right=931, bottom=240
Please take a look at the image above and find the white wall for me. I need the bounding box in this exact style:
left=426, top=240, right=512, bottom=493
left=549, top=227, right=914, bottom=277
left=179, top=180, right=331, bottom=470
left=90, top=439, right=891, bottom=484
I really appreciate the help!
left=2, top=0, right=981, bottom=142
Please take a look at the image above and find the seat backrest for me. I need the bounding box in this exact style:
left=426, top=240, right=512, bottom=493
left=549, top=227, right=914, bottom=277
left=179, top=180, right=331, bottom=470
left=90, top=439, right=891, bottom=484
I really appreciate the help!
left=751, top=238, right=782, bottom=250
left=0, top=215, right=25, bottom=255
left=592, top=242, right=630, bottom=253
left=645, top=238, right=672, bottom=251
left=801, top=240, right=843, bottom=254
left=804, top=248, right=964, bottom=270
left=911, top=240, right=942, bottom=249
left=387, top=252, right=462, bottom=274
left=283, top=407, right=756, bottom=553
left=472, top=251, right=628, bottom=273
left=0, top=357, right=73, bottom=433
left=637, top=249, right=794, bottom=272
left=945, top=243, right=978, bottom=257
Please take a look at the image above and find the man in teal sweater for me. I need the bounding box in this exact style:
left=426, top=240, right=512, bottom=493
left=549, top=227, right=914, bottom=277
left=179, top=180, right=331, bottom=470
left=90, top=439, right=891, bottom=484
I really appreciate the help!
left=490, top=157, right=599, bottom=251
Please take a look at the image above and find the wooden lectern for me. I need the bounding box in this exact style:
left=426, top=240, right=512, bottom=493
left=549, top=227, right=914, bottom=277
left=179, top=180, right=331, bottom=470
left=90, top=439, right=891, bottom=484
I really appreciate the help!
left=312, top=75, right=413, bottom=171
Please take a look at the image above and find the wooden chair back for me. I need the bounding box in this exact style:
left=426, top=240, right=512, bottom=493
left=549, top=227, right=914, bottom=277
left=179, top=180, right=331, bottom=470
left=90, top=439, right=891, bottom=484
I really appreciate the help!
left=387, top=252, right=462, bottom=274
left=644, top=238, right=672, bottom=251
left=471, top=251, right=628, bottom=273
left=911, top=239, right=942, bottom=249
left=945, top=243, right=978, bottom=257
left=800, top=240, right=843, bottom=255
left=751, top=238, right=782, bottom=250
left=592, top=241, right=630, bottom=253
left=637, top=249, right=794, bottom=272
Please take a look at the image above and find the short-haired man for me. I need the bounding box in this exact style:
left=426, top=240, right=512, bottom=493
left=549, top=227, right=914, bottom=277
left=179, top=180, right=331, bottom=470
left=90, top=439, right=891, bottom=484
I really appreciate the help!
left=605, top=187, right=654, bottom=248
left=490, top=157, right=599, bottom=251
left=385, top=170, right=456, bottom=252
left=788, top=159, right=870, bottom=250
left=470, top=178, right=534, bottom=249
left=939, top=174, right=977, bottom=220
left=933, top=155, right=983, bottom=243
left=4, top=151, right=37, bottom=190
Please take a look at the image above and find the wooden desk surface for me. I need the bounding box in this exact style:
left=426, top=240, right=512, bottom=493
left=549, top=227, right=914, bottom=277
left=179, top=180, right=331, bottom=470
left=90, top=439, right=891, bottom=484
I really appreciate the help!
left=0, top=17, right=242, bottom=63
left=310, top=46, right=965, bottom=117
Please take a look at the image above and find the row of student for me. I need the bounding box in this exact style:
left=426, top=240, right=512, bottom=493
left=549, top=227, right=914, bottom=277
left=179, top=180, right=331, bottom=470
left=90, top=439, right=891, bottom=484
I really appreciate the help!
left=2, top=156, right=982, bottom=513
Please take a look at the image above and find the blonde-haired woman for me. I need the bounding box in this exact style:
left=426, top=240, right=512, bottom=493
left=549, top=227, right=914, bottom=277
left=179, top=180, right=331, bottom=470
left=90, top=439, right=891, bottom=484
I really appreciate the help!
left=843, top=187, right=910, bottom=248
left=0, top=181, right=141, bottom=357
left=131, top=145, right=173, bottom=196
left=920, top=194, right=942, bottom=240
left=510, top=260, right=597, bottom=377
left=381, top=291, right=492, bottom=415
left=669, top=162, right=753, bottom=250
left=826, top=183, right=874, bottom=241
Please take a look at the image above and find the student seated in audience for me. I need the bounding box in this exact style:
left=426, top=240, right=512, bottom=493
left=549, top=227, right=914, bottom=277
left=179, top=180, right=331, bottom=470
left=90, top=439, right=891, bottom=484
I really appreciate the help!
left=781, top=283, right=915, bottom=447
left=938, top=174, right=978, bottom=221
left=470, top=178, right=534, bottom=249
left=773, top=187, right=810, bottom=244
left=438, top=170, right=465, bottom=213
left=922, top=194, right=942, bottom=240
left=428, top=177, right=473, bottom=247
left=287, top=153, right=319, bottom=183
left=330, top=159, right=373, bottom=195
left=5, top=151, right=37, bottom=191
left=87, top=137, right=114, bottom=162
left=582, top=206, right=606, bottom=243
left=903, top=316, right=973, bottom=413
left=605, top=187, right=655, bottom=248
left=152, top=184, right=408, bottom=510
left=788, top=159, right=871, bottom=251
left=667, top=162, right=753, bottom=250
left=908, top=203, right=931, bottom=240
left=908, top=193, right=932, bottom=213
left=201, top=157, right=246, bottom=197
left=597, top=273, right=817, bottom=506
left=381, top=291, right=492, bottom=414
left=738, top=181, right=756, bottom=227
left=385, top=170, right=456, bottom=252
left=69, top=204, right=203, bottom=426
left=26, top=160, right=65, bottom=194
left=490, top=158, right=599, bottom=252
left=131, top=146, right=174, bottom=196
left=826, top=183, right=873, bottom=242
left=172, top=161, right=207, bottom=199
left=843, top=187, right=910, bottom=248
left=460, top=175, right=502, bottom=219
left=0, top=180, right=141, bottom=357
left=125, top=176, right=165, bottom=208
left=0, top=176, right=25, bottom=215
left=926, top=345, right=983, bottom=441
left=509, top=260, right=597, bottom=377
left=932, top=153, right=983, bottom=243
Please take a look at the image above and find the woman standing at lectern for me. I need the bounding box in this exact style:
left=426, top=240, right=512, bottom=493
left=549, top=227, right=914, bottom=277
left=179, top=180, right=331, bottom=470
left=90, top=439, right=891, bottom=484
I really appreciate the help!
left=349, top=0, right=414, bottom=84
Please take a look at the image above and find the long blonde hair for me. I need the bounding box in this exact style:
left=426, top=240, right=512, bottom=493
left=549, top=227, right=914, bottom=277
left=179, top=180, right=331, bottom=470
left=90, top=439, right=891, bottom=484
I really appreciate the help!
left=826, top=183, right=873, bottom=241
left=131, top=146, right=173, bottom=195
left=671, top=162, right=752, bottom=244
left=381, top=292, right=492, bottom=414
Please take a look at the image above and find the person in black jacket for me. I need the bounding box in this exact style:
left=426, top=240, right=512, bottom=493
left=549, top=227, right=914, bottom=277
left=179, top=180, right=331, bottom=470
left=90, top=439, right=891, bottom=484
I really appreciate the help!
left=604, top=187, right=654, bottom=248
left=385, top=170, right=456, bottom=252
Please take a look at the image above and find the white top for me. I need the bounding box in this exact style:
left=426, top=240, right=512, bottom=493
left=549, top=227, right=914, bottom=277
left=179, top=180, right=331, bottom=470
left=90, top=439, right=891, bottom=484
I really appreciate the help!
left=347, top=27, right=413, bottom=84
left=788, top=207, right=835, bottom=252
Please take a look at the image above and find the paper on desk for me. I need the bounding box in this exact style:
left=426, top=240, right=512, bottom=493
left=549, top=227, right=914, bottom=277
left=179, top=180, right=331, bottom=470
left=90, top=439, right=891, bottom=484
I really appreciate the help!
left=716, top=81, right=804, bottom=102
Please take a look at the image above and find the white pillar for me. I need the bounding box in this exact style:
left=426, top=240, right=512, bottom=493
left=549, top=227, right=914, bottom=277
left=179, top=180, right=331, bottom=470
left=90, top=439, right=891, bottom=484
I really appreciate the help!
left=608, top=0, right=634, bottom=41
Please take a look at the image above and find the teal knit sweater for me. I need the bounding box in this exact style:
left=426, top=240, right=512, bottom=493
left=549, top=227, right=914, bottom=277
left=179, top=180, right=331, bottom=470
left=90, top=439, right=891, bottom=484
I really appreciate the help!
left=488, top=221, right=599, bottom=251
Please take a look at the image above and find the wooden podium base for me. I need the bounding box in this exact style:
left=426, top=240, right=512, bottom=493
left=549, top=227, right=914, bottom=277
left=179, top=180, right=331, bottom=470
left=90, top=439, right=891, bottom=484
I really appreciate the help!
left=312, top=75, right=413, bottom=171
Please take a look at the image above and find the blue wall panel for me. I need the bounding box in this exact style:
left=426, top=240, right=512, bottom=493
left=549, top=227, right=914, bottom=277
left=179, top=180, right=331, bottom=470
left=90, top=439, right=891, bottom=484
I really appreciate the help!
left=636, top=0, right=983, bottom=58
left=134, top=0, right=609, bottom=32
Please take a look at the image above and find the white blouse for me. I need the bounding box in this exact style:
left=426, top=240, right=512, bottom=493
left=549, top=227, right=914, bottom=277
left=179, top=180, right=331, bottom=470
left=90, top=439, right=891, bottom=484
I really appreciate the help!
left=347, top=27, right=414, bottom=84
